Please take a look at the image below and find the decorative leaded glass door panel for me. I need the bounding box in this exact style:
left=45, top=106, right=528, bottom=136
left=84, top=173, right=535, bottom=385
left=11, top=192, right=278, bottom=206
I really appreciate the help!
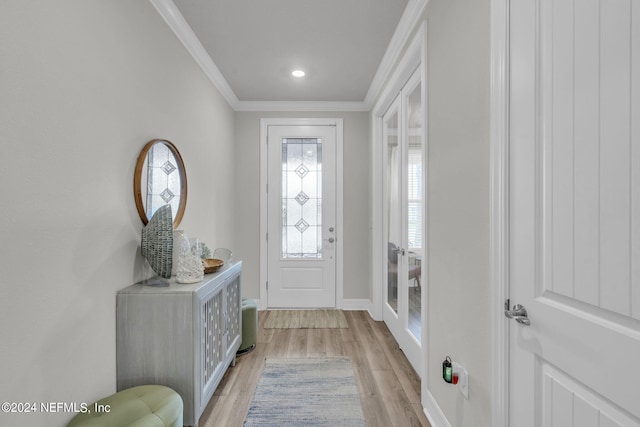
left=267, top=125, right=337, bottom=308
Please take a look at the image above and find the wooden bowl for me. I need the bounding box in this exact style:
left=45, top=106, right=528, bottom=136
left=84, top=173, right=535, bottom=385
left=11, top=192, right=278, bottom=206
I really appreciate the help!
left=203, top=258, right=224, bottom=274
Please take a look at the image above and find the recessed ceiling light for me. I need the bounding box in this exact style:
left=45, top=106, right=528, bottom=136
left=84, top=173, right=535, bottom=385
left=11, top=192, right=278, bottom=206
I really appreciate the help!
left=291, top=70, right=306, bottom=78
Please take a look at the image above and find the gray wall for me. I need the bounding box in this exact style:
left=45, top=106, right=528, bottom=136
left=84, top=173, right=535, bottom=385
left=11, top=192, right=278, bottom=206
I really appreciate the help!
left=425, top=0, right=492, bottom=425
left=0, top=1, right=235, bottom=425
left=234, top=111, right=371, bottom=302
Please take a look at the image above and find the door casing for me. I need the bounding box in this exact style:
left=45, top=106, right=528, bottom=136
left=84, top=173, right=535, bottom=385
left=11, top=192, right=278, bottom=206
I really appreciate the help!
left=490, top=0, right=510, bottom=424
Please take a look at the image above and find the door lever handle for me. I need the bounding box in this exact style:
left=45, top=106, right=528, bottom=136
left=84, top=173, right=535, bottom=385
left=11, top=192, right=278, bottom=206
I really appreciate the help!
left=504, top=303, right=531, bottom=326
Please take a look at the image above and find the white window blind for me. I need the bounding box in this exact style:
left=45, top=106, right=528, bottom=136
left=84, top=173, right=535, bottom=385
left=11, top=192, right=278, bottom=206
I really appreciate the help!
left=407, top=143, right=422, bottom=249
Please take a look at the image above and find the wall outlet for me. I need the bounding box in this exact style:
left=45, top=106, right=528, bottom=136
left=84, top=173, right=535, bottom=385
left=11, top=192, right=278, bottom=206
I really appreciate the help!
left=452, top=362, right=469, bottom=399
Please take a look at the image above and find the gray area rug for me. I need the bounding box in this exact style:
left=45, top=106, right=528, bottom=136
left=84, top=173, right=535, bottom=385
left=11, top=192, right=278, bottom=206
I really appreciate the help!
left=263, top=310, right=348, bottom=329
left=244, top=358, right=366, bottom=426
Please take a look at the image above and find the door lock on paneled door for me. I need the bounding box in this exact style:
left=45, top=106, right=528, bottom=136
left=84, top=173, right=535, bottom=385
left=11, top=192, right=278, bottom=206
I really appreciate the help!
left=327, top=227, right=335, bottom=243
left=504, top=299, right=531, bottom=326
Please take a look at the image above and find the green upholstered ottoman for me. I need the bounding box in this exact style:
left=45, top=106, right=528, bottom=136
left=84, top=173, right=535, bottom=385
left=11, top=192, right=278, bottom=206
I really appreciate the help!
left=66, top=385, right=182, bottom=427
left=238, top=298, right=258, bottom=355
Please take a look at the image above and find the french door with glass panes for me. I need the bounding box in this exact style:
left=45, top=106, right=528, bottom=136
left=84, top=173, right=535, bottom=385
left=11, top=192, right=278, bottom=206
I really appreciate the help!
left=383, top=67, right=425, bottom=374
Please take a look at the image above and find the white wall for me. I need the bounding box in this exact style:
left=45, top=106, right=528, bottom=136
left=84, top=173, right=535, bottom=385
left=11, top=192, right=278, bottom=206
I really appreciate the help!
left=424, top=0, right=492, bottom=425
left=234, top=111, right=371, bottom=303
left=0, top=1, right=235, bottom=425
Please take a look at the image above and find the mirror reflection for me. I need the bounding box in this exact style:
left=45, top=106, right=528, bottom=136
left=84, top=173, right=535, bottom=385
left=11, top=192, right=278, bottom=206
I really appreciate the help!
left=134, top=139, right=187, bottom=228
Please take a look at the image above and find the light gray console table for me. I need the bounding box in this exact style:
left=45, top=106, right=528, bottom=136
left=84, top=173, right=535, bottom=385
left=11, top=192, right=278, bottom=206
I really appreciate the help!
left=116, top=261, right=242, bottom=426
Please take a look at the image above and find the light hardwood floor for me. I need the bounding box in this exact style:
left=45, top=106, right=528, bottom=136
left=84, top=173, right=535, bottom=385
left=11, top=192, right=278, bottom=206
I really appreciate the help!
left=199, top=310, right=431, bottom=427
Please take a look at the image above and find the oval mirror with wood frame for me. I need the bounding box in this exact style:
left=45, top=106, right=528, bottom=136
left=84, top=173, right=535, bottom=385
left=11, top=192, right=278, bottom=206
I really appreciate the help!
left=134, top=139, right=187, bottom=228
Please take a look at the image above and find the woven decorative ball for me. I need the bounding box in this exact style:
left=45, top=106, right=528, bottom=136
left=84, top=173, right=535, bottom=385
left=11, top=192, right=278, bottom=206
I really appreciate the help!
left=141, top=204, right=173, bottom=279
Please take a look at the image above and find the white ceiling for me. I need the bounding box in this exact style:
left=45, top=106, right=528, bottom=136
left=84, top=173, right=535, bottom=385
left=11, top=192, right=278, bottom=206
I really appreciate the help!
left=169, top=0, right=409, bottom=105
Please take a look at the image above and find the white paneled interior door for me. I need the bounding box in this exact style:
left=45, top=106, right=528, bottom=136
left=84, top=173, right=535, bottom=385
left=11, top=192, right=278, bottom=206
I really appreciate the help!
left=509, top=0, right=640, bottom=425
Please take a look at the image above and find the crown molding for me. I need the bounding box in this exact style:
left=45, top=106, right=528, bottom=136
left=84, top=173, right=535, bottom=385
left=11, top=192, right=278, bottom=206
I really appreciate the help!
left=364, top=0, right=429, bottom=107
left=149, top=0, right=239, bottom=108
left=235, top=100, right=370, bottom=112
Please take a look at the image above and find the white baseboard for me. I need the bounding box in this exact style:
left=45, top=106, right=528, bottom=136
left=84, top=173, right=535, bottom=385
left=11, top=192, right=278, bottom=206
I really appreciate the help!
left=341, top=298, right=373, bottom=313
left=423, top=389, right=451, bottom=427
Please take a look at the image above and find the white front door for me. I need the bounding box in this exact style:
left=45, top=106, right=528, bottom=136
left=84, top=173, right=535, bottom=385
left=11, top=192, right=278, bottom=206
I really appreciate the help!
left=509, top=0, right=640, bottom=425
left=266, top=124, right=337, bottom=308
